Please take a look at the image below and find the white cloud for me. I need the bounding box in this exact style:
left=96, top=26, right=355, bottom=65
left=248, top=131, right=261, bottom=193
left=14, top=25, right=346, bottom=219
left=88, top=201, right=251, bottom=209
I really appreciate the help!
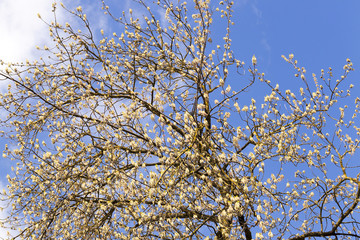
left=0, top=0, right=60, bottom=64
left=0, top=0, right=108, bottom=64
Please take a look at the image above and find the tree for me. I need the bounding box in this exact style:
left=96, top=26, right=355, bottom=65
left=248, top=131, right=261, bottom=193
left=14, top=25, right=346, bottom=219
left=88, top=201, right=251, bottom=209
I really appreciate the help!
left=1, top=0, right=360, bottom=239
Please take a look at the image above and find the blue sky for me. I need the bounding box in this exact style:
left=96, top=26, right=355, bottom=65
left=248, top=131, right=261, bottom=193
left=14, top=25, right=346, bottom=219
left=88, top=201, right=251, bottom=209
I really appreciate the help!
left=1, top=0, right=360, bottom=238
left=234, top=1, right=360, bottom=85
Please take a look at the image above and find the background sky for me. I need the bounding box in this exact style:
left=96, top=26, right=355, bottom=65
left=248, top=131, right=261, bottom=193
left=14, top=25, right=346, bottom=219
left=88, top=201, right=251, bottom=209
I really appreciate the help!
left=0, top=0, right=360, bottom=238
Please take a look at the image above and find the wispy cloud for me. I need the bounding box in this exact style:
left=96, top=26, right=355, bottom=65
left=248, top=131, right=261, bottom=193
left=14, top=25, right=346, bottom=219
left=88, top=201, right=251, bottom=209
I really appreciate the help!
left=251, top=2, right=263, bottom=24
left=233, top=0, right=249, bottom=8
left=0, top=0, right=59, bottom=63
left=0, top=0, right=108, bottom=63
left=250, top=2, right=272, bottom=66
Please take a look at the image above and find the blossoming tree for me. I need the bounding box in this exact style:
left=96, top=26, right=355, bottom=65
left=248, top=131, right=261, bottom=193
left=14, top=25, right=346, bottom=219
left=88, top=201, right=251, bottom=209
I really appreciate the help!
left=1, top=0, right=360, bottom=239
